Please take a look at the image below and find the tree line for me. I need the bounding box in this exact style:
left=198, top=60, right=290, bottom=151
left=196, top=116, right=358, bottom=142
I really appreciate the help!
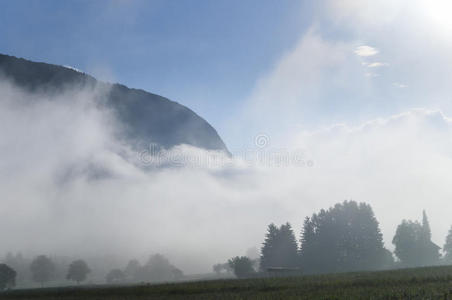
left=0, top=255, right=90, bottom=290
left=0, top=253, right=183, bottom=290
left=226, top=201, right=451, bottom=278
left=105, top=254, right=183, bottom=284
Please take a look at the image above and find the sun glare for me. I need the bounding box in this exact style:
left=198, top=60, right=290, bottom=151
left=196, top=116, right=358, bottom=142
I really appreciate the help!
left=420, top=0, right=452, bottom=33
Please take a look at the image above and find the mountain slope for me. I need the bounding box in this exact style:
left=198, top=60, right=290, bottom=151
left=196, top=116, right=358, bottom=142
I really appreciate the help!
left=0, top=53, right=229, bottom=153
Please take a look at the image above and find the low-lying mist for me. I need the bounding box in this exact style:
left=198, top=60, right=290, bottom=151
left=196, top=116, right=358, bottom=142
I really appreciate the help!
left=1, top=77, right=452, bottom=279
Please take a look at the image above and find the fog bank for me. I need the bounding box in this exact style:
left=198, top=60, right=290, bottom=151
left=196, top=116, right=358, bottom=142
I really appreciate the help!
left=1, top=78, right=452, bottom=275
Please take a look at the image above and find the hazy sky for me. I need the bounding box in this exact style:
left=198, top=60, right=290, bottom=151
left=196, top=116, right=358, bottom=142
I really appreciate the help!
left=2, top=0, right=452, bottom=150
left=1, top=0, right=452, bottom=275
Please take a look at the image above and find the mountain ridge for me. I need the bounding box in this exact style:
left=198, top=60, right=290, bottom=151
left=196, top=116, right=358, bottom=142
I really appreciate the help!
left=0, top=53, right=229, bottom=154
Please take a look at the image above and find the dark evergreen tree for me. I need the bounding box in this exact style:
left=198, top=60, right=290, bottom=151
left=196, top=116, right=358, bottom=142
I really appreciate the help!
left=299, top=217, right=313, bottom=248
left=443, top=226, right=452, bottom=263
left=299, top=216, right=316, bottom=270
left=260, top=223, right=299, bottom=271
left=422, top=210, right=432, bottom=240
left=420, top=211, right=440, bottom=265
left=260, top=223, right=279, bottom=271
left=276, top=223, right=299, bottom=268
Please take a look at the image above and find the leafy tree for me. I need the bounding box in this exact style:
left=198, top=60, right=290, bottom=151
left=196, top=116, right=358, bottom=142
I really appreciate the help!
left=260, top=223, right=299, bottom=271
left=213, top=264, right=222, bottom=275
left=0, top=264, right=16, bottom=290
left=393, top=220, right=421, bottom=266
left=228, top=256, right=255, bottom=278
left=124, top=259, right=141, bottom=281
left=106, top=269, right=125, bottom=284
left=393, top=211, right=440, bottom=267
left=212, top=263, right=232, bottom=275
left=443, top=226, right=452, bottom=263
left=66, top=260, right=90, bottom=284
left=3, top=252, right=29, bottom=286
left=137, top=254, right=183, bottom=283
left=30, top=255, right=55, bottom=286
left=299, top=201, right=391, bottom=274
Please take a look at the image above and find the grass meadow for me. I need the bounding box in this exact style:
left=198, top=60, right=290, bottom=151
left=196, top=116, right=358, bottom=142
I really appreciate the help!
left=3, top=266, right=452, bottom=299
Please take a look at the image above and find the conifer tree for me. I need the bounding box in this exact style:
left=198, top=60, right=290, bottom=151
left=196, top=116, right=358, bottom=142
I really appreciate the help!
left=422, top=210, right=432, bottom=240
left=443, top=226, right=452, bottom=263
left=277, top=223, right=299, bottom=268
left=260, top=223, right=299, bottom=271
left=260, top=223, right=279, bottom=271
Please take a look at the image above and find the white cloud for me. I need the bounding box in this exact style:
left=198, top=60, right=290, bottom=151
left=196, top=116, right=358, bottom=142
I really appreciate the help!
left=325, top=0, right=452, bottom=96
left=354, top=45, right=379, bottom=57
left=229, top=28, right=359, bottom=148
left=393, top=82, right=408, bottom=88
left=367, top=62, right=388, bottom=68
left=291, top=108, right=452, bottom=249
left=365, top=72, right=379, bottom=77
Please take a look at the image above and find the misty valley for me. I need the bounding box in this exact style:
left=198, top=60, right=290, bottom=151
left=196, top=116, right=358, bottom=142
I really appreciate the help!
left=2, top=1, right=452, bottom=299
left=1, top=200, right=451, bottom=290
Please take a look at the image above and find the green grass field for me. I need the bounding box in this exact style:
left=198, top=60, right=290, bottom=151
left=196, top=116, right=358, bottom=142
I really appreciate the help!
left=3, top=266, right=452, bottom=299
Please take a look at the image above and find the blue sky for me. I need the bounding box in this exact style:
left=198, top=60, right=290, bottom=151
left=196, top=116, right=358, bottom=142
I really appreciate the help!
left=0, top=0, right=311, bottom=147
left=1, top=0, right=452, bottom=151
